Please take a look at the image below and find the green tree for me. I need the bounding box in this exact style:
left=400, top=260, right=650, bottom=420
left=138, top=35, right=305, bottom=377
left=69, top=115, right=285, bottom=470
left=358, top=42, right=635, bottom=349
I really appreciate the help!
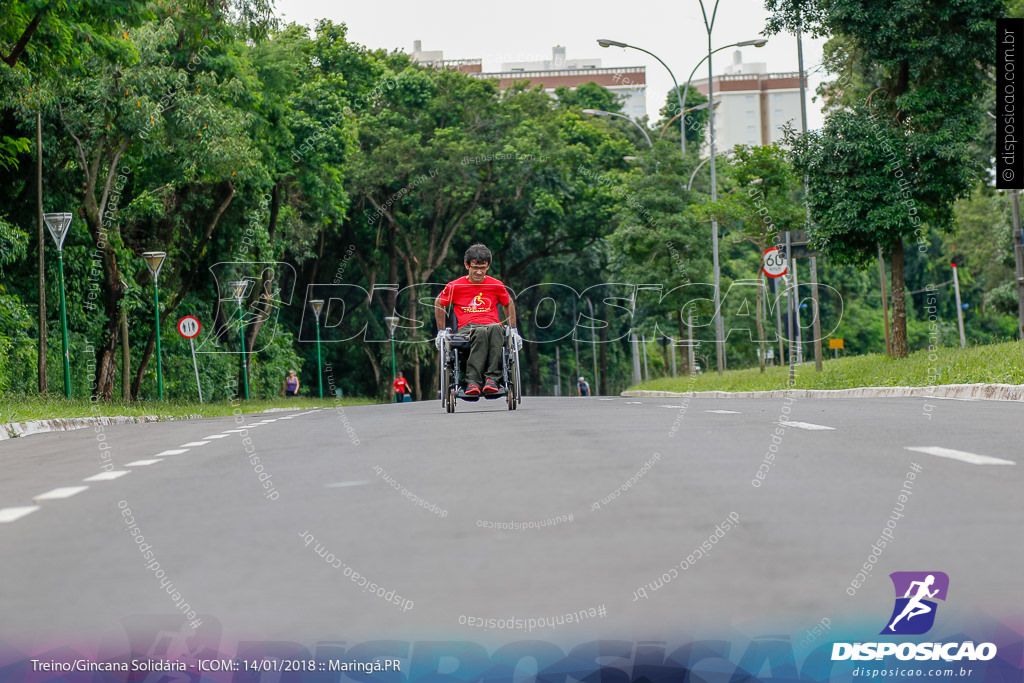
left=772, top=0, right=1000, bottom=357
left=554, top=82, right=622, bottom=113
left=692, top=144, right=802, bottom=370
left=656, top=86, right=709, bottom=150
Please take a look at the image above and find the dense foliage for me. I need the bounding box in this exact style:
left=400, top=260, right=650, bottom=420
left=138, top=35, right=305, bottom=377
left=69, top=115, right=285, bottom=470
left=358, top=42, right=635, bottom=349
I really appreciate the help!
left=1, top=0, right=1019, bottom=403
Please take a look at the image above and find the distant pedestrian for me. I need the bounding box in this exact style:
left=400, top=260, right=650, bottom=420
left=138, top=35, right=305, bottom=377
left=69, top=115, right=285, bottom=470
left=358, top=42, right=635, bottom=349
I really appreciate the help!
left=393, top=372, right=412, bottom=403
left=577, top=376, right=591, bottom=397
left=282, top=370, right=300, bottom=397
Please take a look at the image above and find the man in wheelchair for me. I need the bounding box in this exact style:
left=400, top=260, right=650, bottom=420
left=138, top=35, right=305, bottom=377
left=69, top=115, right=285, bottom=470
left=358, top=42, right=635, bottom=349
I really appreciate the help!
left=433, top=243, right=522, bottom=399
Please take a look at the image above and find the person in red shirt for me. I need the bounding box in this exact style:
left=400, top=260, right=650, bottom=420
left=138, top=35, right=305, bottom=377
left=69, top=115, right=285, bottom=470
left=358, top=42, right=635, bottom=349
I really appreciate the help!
left=434, top=243, right=519, bottom=396
left=392, top=372, right=411, bottom=403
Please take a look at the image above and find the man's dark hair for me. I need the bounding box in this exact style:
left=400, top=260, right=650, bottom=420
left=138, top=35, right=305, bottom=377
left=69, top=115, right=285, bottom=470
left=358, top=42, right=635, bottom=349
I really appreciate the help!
left=463, top=243, right=492, bottom=265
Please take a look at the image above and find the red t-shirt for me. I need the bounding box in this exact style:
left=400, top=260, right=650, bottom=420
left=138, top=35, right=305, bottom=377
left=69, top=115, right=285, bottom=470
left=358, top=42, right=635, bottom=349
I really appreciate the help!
left=437, top=275, right=511, bottom=329
left=393, top=377, right=409, bottom=393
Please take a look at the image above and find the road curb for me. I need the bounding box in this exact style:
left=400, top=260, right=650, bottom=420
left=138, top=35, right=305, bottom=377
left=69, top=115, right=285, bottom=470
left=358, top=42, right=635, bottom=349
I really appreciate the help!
left=620, top=383, right=1024, bottom=401
left=0, top=407, right=309, bottom=441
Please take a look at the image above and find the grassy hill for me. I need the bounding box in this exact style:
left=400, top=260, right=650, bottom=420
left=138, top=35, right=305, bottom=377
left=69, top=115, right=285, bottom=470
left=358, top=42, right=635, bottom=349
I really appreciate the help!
left=631, top=341, right=1024, bottom=393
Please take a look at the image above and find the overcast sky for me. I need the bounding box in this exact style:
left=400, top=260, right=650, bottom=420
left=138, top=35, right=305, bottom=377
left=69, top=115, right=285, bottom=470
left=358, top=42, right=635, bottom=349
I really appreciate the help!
left=273, top=0, right=830, bottom=130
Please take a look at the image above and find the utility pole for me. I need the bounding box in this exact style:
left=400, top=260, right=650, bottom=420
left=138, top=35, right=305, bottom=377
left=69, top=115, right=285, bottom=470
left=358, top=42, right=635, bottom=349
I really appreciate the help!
left=878, top=245, right=891, bottom=355
left=37, top=111, right=47, bottom=394
left=1011, top=189, right=1024, bottom=341
left=797, top=19, right=822, bottom=371
left=952, top=261, right=967, bottom=348
left=631, top=333, right=642, bottom=385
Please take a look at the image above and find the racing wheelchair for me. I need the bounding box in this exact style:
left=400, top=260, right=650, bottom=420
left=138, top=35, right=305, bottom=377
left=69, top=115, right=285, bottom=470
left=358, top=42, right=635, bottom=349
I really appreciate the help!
left=437, top=309, right=522, bottom=413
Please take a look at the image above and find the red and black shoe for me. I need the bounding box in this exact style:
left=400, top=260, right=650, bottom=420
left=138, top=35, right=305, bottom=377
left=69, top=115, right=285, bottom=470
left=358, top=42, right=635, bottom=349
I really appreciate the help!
left=483, top=378, right=500, bottom=394
left=464, top=383, right=481, bottom=396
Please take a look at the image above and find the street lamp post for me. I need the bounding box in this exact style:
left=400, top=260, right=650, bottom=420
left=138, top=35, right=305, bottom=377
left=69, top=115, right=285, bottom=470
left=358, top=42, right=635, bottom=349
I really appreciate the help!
left=310, top=299, right=325, bottom=398
left=43, top=213, right=73, bottom=397
left=582, top=109, right=653, bottom=147
left=384, top=315, right=399, bottom=402
left=229, top=280, right=252, bottom=400
left=585, top=297, right=599, bottom=394
left=142, top=251, right=167, bottom=399
left=697, top=0, right=742, bottom=374
left=598, top=35, right=766, bottom=376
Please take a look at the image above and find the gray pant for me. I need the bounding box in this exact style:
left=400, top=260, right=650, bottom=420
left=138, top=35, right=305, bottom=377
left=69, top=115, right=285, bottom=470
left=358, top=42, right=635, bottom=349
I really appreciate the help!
left=459, top=323, right=504, bottom=385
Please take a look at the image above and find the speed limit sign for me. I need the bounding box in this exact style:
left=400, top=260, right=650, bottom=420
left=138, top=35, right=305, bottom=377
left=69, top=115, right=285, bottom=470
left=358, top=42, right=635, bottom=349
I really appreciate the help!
left=762, top=246, right=788, bottom=278
left=177, top=316, right=201, bottom=339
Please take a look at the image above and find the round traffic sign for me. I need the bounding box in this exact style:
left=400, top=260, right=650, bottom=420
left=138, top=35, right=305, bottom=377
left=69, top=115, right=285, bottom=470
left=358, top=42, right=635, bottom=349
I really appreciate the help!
left=177, top=316, right=201, bottom=339
left=762, top=246, right=788, bottom=278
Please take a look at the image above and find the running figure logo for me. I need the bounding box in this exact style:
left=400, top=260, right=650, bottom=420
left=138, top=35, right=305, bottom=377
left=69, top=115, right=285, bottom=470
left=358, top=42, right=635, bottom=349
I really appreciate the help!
left=881, top=571, right=949, bottom=635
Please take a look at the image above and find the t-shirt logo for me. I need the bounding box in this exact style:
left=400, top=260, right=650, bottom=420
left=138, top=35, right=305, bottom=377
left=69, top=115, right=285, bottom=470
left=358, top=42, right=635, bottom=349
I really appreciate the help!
left=462, top=293, right=490, bottom=313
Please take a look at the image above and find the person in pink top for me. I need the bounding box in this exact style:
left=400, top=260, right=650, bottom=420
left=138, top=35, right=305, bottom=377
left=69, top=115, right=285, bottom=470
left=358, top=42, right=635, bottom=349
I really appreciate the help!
left=434, top=244, right=519, bottom=396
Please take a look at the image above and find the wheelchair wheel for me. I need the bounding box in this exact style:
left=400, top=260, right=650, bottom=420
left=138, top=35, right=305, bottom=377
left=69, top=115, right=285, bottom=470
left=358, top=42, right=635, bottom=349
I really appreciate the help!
left=439, top=346, right=447, bottom=409
left=506, top=348, right=520, bottom=411
left=514, top=351, right=522, bottom=406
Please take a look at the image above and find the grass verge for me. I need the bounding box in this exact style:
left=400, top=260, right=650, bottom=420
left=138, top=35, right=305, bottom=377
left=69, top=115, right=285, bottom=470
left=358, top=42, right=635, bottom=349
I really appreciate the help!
left=631, top=340, right=1024, bottom=394
left=0, top=394, right=377, bottom=425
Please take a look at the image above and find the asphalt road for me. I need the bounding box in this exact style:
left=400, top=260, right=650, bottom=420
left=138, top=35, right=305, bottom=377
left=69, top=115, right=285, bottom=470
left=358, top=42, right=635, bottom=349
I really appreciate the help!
left=1, top=394, right=1020, bottom=649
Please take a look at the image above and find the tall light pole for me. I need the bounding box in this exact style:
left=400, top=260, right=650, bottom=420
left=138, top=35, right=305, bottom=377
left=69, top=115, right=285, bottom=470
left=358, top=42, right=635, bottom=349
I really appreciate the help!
left=699, top=0, right=727, bottom=374
left=142, top=251, right=166, bottom=399
left=43, top=213, right=72, bottom=397
left=310, top=299, right=325, bottom=399
left=585, top=297, right=599, bottom=394
left=598, top=34, right=765, bottom=375
left=384, top=315, right=399, bottom=402
left=582, top=109, right=653, bottom=147
left=229, top=280, right=252, bottom=400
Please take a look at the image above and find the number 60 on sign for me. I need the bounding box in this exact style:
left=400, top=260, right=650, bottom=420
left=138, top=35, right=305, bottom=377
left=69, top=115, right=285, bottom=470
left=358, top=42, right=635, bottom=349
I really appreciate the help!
left=762, top=247, right=788, bottom=278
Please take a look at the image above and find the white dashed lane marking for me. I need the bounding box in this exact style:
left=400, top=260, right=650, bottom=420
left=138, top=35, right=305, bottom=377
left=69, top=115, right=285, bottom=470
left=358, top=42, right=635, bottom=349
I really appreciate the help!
left=904, top=446, right=1015, bottom=466
left=83, top=471, right=130, bottom=482
left=660, top=404, right=684, bottom=408
left=777, top=420, right=836, bottom=431
left=706, top=409, right=741, bottom=414
left=34, top=486, right=89, bottom=501
left=0, top=506, right=40, bottom=523
left=625, top=401, right=643, bottom=405
left=0, top=410, right=318, bottom=524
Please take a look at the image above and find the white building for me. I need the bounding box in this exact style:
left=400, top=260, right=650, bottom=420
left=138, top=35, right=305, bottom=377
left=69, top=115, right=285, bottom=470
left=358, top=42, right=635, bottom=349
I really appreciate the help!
left=691, top=50, right=804, bottom=152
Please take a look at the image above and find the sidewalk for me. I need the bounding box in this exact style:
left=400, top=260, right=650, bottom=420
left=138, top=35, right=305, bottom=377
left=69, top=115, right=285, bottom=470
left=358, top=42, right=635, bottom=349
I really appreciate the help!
left=0, top=407, right=305, bottom=441
left=621, top=383, right=1024, bottom=401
